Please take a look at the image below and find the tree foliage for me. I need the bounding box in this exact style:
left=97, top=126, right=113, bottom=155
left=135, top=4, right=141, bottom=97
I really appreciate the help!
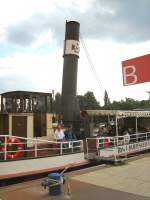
left=104, top=90, right=110, bottom=107
left=53, top=91, right=150, bottom=112
left=78, top=91, right=100, bottom=110
left=102, top=98, right=150, bottom=110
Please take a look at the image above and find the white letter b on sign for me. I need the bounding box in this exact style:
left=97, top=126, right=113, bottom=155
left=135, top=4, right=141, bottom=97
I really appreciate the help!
left=123, top=65, right=137, bottom=86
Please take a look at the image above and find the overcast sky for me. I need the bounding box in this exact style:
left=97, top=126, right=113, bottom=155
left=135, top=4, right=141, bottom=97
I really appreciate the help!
left=0, top=0, right=150, bottom=105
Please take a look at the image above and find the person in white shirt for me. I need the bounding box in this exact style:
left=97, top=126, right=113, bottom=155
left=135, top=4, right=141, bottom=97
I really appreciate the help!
left=54, top=124, right=65, bottom=142
left=124, top=131, right=130, bottom=144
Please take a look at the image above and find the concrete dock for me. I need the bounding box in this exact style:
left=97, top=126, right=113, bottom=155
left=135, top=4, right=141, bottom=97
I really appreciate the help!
left=72, top=155, right=150, bottom=199
left=0, top=154, right=150, bottom=200
left=0, top=152, right=87, bottom=180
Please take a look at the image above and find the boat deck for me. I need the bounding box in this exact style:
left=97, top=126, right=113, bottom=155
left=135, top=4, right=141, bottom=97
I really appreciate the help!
left=0, top=152, right=87, bottom=180
left=0, top=154, right=150, bottom=200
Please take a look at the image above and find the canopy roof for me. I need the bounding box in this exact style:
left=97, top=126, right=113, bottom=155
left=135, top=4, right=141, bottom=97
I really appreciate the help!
left=1, top=91, right=52, bottom=97
left=86, top=110, right=150, bottom=118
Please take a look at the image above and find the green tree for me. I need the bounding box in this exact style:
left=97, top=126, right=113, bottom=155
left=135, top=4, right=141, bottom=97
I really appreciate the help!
left=104, top=90, right=110, bottom=108
left=79, top=91, right=100, bottom=110
left=102, top=98, right=150, bottom=110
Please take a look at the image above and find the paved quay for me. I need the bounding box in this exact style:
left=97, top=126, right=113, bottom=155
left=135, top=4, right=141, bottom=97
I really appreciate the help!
left=72, top=155, right=150, bottom=199
left=0, top=152, right=87, bottom=180
left=0, top=154, right=150, bottom=200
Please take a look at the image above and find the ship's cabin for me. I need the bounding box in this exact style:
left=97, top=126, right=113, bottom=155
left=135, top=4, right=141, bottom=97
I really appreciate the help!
left=0, top=91, right=54, bottom=140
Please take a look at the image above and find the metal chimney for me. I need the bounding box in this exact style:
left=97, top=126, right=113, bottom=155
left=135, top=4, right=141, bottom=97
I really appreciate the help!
left=61, top=21, right=80, bottom=124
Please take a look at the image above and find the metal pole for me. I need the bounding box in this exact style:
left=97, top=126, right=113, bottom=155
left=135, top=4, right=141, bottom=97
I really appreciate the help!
left=135, top=117, right=138, bottom=142
left=4, top=136, right=7, bottom=161
left=52, top=90, right=55, bottom=119
left=34, top=138, right=38, bottom=158
left=60, top=142, right=63, bottom=155
left=71, top=141, right=73, bottom=153
left=115, top=115, right=118, bottom=145
left=113, top=115, right=119, bottom=162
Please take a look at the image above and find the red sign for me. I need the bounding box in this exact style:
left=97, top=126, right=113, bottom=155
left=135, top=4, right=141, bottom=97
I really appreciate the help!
left=122, top=54, right=150, bottom=86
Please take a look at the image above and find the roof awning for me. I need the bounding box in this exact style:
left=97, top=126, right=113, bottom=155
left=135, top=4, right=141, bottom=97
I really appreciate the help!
left=86, top=110, right=150, bottom=118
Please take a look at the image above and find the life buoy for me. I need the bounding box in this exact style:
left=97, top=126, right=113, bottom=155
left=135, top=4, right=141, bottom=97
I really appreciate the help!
left=80, top=110, right=88, bottom=120
left=6, top=137, right=23, bottom=159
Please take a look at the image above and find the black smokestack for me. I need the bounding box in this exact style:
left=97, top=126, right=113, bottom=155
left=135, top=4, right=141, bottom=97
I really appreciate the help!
left=61, top=21, right=80, bottom=124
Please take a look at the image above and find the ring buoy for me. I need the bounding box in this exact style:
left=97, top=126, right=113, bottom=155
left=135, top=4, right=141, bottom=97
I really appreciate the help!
left=6, top=137, right=23, bottom=159
left=80, top=110, right=88, bottom=120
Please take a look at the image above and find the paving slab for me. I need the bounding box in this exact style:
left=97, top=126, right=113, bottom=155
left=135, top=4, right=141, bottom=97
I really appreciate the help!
left=72, top=156, right=150, bottom=198
left=0, top=177, right=149, bottom=200
left=0, top=155, right=150, bottom=200
left=0, top=153, right=87, bottom=180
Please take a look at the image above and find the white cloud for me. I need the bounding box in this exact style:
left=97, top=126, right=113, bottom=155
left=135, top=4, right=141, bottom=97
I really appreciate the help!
left=78, top=39, right=150, bottom=104
left=0, top=37, right=150, bottom=104
left=0, top=0, right=56, bottom=26
left=0, top=49, right=63, bottom=93
left=0, top=0, right=95, bottom=27
left=0, top=0, right=150, bottom=105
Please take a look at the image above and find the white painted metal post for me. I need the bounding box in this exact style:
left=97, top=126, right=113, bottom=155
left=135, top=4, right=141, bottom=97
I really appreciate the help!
left=115, top=115, right=118, bottom=162
left=71, top=141, right=73, bottom=153
left=4, top=136, right=7, bottom=161
left=115, top=115, right=118, bottom=146
left=135, top=117, right=138, bottom=142
left=80, top=140, right=83, bottom=152
left=146, top=132, right=148, bottom=141
left=86, top=139, right=88, bottom=159
left=60, top=142, right=63, bottom=155
left=34, top=138, right=38, bottom=158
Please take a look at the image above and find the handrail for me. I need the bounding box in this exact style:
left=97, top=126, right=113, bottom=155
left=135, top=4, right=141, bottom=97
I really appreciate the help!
left=85, top=132, right=150, bottom=160
left=0, top=134, right=58, bottom=143
left=0, top=135, right=83, bottom=161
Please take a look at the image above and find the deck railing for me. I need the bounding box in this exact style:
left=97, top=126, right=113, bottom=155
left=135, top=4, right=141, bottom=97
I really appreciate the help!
left=84, top=132, right=150, bottom=160
left=0, top=135, right=83, bottom=161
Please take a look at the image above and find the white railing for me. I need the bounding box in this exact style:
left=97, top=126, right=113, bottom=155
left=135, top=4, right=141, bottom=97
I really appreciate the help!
left=84, top=132, right=150, bottom=160
left=0, top=135, right=83, bottom=161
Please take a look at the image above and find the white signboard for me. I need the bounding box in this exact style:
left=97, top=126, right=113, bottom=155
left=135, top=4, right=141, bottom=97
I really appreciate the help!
left=117, top=140, right=150, bottom=154
left=64, top=40, right=80, bottom=56
left=99, top=140, right=150, bottom=158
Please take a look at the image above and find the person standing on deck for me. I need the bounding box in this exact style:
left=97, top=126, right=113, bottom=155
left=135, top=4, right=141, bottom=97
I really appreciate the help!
left=65, top=125, right=76, bottom=148
left=54, top=124, right=65, bottom=142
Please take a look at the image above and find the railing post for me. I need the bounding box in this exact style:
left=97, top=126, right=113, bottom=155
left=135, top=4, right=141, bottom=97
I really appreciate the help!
left=34, top=138, right=38, bottom=158
left=80, top=140, right=83, bottom=152
left=4, top=136, right=7, bottom=161
left=114, top=136, right=117, bottom=162
left=60, top=142, right=63, bottom=155
left=146, top=132, right=148, bottom=141
left=86, top=139, right=88, bottom=159
left=71, top=141, right=73, bottom=153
